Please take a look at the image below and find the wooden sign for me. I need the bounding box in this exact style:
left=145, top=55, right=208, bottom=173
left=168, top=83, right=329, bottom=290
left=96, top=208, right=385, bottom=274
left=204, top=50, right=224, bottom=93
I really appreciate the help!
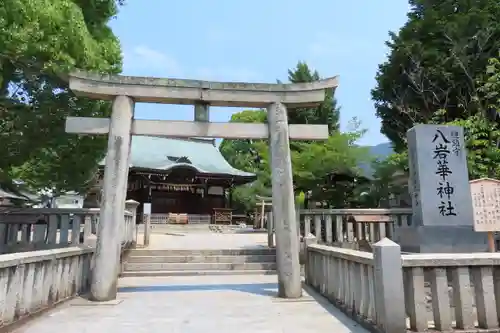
left=151, top=184, right=195, bottom=192
left=470, top=178, right=500, bottom=232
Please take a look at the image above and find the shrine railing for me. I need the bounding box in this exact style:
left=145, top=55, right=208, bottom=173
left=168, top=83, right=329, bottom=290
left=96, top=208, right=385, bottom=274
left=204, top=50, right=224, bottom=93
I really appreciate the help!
left=150, top=213, right=211, bottom=224
left=0, top=246, right=93, bottom=328
left=305, top=237, right=500, bottom=333
left=0, top=208, right=137, bottom=253
left=297, top=208, right=413, bottom=245
left=0, top=203, right=138, bottom=328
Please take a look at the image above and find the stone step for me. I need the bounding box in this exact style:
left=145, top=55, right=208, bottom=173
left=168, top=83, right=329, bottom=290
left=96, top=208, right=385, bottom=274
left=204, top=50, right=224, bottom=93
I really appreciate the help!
left=127, top=254, right=276, bottom=264
left=128, top=248, right=275, bottom=257
left=124, top=262, right=277, bottom=272
left=120, top=269, right=277, bottom=277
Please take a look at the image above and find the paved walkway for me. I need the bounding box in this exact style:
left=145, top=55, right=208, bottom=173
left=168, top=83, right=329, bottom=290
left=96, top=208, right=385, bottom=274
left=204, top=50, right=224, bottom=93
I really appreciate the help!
left=139, top=227, right=271, bottom=249
left=15, top=275, right=367, bottom=333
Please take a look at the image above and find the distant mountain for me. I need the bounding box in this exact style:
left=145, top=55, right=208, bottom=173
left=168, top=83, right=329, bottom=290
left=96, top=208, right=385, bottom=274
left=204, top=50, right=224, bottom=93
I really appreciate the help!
left=368, top=142, right=394, bottom=159
left=359, top=142, right=394, bottom=178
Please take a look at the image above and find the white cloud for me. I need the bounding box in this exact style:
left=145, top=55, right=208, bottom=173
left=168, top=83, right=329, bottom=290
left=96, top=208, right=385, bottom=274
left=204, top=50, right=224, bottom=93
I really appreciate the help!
left=123, top=45, right=261, bottom=82
left=123, top=46, right=183, bottom=76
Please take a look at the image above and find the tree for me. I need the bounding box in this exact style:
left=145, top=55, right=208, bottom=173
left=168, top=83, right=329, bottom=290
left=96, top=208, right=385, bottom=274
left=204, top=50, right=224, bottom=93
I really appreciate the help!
left=220, top=111, right=370, bottom=211
left=286, top=62, right=340, bottom=134
left=220, top=110, right=271, bottom=213
left=429, top=54, right=500, bottom=179
left=372, top=0, right=500, bottom=151
left=221, top=62, right=367, bottom=212
left=366, top=54, right=500, bottom=206
left=291, top=124, right=370, bottom=207
left=356, top=152, right=408, bottom=207
left=0, top=0, right=123, bottom=193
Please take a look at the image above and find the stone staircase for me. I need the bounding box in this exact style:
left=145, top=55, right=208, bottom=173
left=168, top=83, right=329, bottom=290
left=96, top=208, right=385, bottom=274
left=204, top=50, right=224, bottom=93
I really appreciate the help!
left=121, top=248, right=277, bottom=277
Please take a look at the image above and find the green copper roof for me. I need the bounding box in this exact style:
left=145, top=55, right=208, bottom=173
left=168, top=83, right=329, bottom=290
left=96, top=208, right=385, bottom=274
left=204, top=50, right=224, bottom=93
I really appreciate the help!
left=101, top=136, right=255, bottom=179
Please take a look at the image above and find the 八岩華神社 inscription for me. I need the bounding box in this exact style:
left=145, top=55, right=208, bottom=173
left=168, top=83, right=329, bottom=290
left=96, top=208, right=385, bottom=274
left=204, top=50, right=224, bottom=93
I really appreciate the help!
left=432, top=129, right=457, bottom=217
left=404, top=125, right=486, bottom=253
left=407, top=125, right=474, bottom=228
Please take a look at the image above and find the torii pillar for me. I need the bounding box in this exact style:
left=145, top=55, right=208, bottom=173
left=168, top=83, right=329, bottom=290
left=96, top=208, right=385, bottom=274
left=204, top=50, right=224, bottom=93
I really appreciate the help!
left=65, top=71, right=338, bottom=300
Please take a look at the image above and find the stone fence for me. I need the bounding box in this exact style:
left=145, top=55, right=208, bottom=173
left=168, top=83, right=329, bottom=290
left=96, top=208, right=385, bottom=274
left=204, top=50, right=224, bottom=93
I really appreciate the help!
left=299, top=208, right=412, bottom=244
left=305, top=237, right=500, bottom=333
left=0, top=202, right=138, bottom=253
left=149, top=213, right=212, bottom=225
left=266, top=208, right=413, bottom=248
left=0, top=246, right=93, bottom=327
left=0, top=200, right=140, bottom=329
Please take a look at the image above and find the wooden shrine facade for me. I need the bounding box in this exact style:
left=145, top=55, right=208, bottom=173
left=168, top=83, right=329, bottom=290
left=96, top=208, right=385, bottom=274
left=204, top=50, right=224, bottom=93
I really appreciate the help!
left=89, top=163, right=254, bottom=224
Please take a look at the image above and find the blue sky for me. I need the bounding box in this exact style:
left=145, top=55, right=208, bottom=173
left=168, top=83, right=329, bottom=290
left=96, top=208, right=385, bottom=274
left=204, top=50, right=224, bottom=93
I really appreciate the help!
left=110, top=0, right=411, bottom=146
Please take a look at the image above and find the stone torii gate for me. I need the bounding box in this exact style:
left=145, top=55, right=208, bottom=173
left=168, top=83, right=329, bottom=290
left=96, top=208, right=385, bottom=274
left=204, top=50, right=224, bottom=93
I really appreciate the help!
left=64, top=71, right=338, bottom=301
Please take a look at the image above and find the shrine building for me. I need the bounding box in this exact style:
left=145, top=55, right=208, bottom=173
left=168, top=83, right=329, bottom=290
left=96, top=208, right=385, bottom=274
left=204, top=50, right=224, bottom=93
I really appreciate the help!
left=86, top=136, right=256, bottom=224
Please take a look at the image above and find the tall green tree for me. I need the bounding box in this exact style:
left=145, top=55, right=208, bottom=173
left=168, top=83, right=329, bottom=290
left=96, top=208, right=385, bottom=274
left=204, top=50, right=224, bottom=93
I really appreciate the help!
left=220, top=110, right=271, bottom=212
left=220, top=111, right=369, bottom=211
left=221, top=61, right=367, bottom=212
left=356, top=152, right=408, bottom=208
left=366, top=54, right=500, bottom=206
left=0, top=0, right=123, bottom=193
left=286, top=62, right=340, bottom=133
left=372, top=0, right=500, bottom=151
left=430, top=54, right=500, bottom=179
left=291, top=126, right=370, bottom=207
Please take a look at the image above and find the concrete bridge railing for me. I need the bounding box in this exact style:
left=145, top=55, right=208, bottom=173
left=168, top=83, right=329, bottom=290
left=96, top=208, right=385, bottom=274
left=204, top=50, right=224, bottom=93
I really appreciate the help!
left=275, top=208, right=413, bottom=247
left=0, top=246, right=93, bottom=327
left=305, top=237, right=500, bottom=333
left=0, top=202, right=138, bottom=254
left=0, top=201, right=139, bottom=329
left=0, top=208, right=100, bottom=253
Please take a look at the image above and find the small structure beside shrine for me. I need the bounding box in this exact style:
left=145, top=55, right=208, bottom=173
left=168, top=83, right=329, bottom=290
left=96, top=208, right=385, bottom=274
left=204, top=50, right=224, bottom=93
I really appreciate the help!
left=470, top=178, right=500, bottom=252
left=254, top=195, right=272, bottom=229
left=87, top=136, right=255, bottom=225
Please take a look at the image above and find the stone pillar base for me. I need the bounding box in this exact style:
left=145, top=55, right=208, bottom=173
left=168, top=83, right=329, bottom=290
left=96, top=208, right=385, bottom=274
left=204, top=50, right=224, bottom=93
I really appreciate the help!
left=396, top=226, right=488, bottom=253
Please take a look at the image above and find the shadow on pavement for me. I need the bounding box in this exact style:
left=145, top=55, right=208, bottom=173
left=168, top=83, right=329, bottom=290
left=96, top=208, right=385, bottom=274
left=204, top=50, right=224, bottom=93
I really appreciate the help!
left=118, top=282, right=278, bottom=297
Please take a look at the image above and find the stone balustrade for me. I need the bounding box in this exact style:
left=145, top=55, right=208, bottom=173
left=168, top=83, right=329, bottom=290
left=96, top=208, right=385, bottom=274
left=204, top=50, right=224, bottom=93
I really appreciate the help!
left=149, top=213, right=211, bottom=225
left=0, top=205, right=138, bottom=253
left=0, top=246, right=93, bottom=327
left=305, top=239, right=403, bottom=332
left=298, top=208, right=412, bottom=245
left=402, top=253, right=500, bottom=332
left=0, top=208, right=99, bottom=254
left=305, top=237, right=500, bottom=333
left=0, top=201, right=139, bottom=329
left=305, top=242, right=377, bottom=321
left=122, top=210, right=135, bottom=248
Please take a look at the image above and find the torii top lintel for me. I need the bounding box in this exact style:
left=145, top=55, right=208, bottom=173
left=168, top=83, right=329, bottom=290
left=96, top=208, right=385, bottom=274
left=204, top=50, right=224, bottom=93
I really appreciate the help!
left=67, top=71, right=339, bottom=108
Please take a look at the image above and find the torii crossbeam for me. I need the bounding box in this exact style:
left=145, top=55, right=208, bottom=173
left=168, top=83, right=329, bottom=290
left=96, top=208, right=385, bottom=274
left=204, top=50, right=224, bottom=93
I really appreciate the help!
left=64, top=71, right=339, bottom=302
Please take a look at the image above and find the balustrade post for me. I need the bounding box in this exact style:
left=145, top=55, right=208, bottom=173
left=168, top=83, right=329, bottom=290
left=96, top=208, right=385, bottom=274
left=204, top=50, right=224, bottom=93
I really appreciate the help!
left=143, top=203, right=151, bottom=247
left=372, top=238, right=406, bottom=333
left=125, top=200, right=139, bottom=248
left=302, top=234, right=317, bottom=285
left=302, top=235, right=318, bottom=274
